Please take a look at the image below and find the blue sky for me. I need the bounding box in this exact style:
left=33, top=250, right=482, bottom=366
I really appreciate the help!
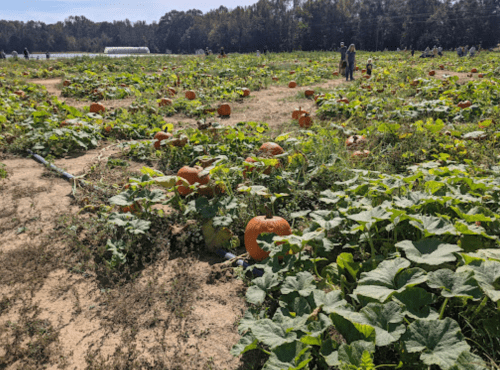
left=2, top=0, right=258, bottom=24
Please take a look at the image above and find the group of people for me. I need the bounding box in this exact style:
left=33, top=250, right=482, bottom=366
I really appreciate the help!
left=204, top=45, right=269, bottom=57
left=457, top=45, right=478, bottom=57
left=0, top=48, right=51, bottom=60
left=338, top=42, right=372, bottom=81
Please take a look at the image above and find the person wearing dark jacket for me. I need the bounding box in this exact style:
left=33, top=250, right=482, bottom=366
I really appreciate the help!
left=220, top=47, right=225, bottom=56
left=338, top=42, right=347, bottom=76
left=0, top=50, right=6, bottom=59
left=366, top=58, right=373, bottom=76
left=23, top=48, right=29, bottom=60
left=46, top=51, right=50, bottom=59
left=345, top=44, right=356, bottom=81
left=263, top=45, right=268, bottom=54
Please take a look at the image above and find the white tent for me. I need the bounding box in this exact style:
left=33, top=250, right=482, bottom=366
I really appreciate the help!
left=103, top=47, right=150, bottom=54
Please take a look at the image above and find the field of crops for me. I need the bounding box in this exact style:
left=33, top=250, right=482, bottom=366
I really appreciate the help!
left=1, top=51, right=500, bottom=369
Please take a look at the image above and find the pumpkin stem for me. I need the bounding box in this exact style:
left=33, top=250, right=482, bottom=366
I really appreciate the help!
left=264, top=205, right=273, bottom=219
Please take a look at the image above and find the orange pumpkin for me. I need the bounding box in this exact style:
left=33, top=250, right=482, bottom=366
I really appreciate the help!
left=288, top=81, right=297, bottom=88
left=167, top=87, right=177, bottom=96
left=272, top=76, right=279, bottom=81
left=176, top=166, right=210, bottom=196
left=355, top=66, right=360, bottom=71
left=457, top=100, right=472, bottom=109
left=14, top=90, right=25, bottom=98
left=363, top=75, right=370, bottom=79
left=471, top=68, right=478, bottom=73
left=337, top=98, right=349, bottom=104
left=429, top=70, right=436, bottom=76
left=332, top=71, right=339, bottom=76
left=314, top=94, right=325, bottom=102
left=298, top=113, right=312, bottom=128
left=289, top=71, right=296, bottom=75
left=478, top=73, right=484, bottom=78
left=351, top=150, right=370, bottom=159
left=185, top=90, right=196, bottom=100
left=242, top=88, right=250, bottom=97
left=292, top=106, right=308, bottom=120
left=171, top=135, right=188, bottom=147
left=304, top=89, right=315, bottom=97
left=159, top=98, right=173, bottom=107
left=217, top=103, right=231, bottom=117
left=22, top=71, right=29, bottom=76
left=90, top=103, right=105, bottom=113
left=153, top=131, right=173, bottom=149
left=439, top=65, right=445, bottom=70
left=259, top=142, right=284, bottom=156
left=63, top=80, right=71, bottom=87
left=244, top=209, right=292, bottom=261
left=361, top=69, right=367, bottom=73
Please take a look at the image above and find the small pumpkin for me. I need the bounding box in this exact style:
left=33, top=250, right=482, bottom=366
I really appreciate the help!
left=428, top=70, right=436, bottom=76
left=457, top=100, right=472, bottom=109
left=332, top=71, right=339, bottom=76
left=471, top=68, right=478, bottom=73
left=361, top=69, right=367, bottom=73
left=176, top=166, right=210, bottom=196
left=478, top=73, right=484, bottom=78
left=14, top=90, right=25, bottom=98
left=171, top=135, right=189, bottom=147
left=337, top=98, right=349, bottom=104
left=351, top=150, right=370, bottom=159
left=167, top=87, right=177, bottom=96
left=22, top=71, right=29, bottom=76
left=288, top=81, right=297, bottom=88
left=153, top=131, right=173, bottom=149
left=355, top=66, right=360, bottom=71
left=63, top=80, right=71, bottom=87
left=289, top=71, right=296, bottom=75
left=345, top=135, right=367, bottom=149
left=90, top=103, right=105, bottom=113
left=259, top=142, right=284, bottom=156
left=298, top=113, right=312, bottom=128
left=185, top=90, right=196, bottom=100
left=159, top=98, right=173, bottom=107
left=439, top=65, right=445, bottom=70
left=363, top=74, right=370, bottom=79
left=217, top=103, right=231, bottom=117
left=48, top=67, right=53, bottom=71
left=242, top=88, right=250, bottom=97
left=244, top=207, right=292, bottom=261
left=272, top=76, right=279, bottom=81
left=292, top=106, right=308, bottom=120
left=304, top=89, right=315, bottom=97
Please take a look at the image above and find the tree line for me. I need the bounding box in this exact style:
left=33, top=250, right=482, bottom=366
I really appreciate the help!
left=0, top=0, right=499, bottom=54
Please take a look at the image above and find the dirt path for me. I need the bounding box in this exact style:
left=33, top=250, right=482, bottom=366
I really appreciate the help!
left=0, top=148, right=248, bottom=370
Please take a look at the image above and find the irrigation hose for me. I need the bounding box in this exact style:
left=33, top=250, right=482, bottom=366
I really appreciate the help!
left=26, top=150, right=264, bottom=276
left=216, top=249, right=264, bottom=277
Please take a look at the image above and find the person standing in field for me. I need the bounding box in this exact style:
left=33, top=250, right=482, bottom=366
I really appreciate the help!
left=345, top=44, right=356, bottom=81
left=366, top=58, right=373, bottom=76
left=220, top=47, right=225, bottom=57
left=46, top=51, right=50, bottom=59
left=411, top=45, right=415, bottom=57
left=23, top=47, right=29, bottom=60
left=469, top=45, right=476, bottom=57
left=0, top=50, right=6, bottom=60
left=338, top=42, right=347, bottom=76
left=12, top=50, right=18, bottom=59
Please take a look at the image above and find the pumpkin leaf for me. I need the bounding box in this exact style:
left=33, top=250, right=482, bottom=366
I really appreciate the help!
left=337, top=340, right=376, bottom=369
left=281, top=271, right=316, bottom=297
left=392, top=287, right=439, bottom=320
left=250, top=319, right=298, bottom=349
left=263, top=341, right=312, bottom=370
left=395, top=239, right=462, bottom=266
left=427, top=269, right=482, bottom=300
left=402, top=318, right=471, bottom=369
left=230, top=332, right=259, bottom=356
left=457, top=260, right=500, bottom=302
left=201, top=219, right=233, bottom=252
left=449, top=351, right=488, bottom=370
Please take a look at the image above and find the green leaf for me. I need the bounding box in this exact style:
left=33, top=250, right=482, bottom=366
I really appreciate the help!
left=402, top=318, right=470, bottom=369
left=263, top=341, right=312, bottom=370
left=392, top=287, right=439, bottom=320
left=331, top=310, right=376, bottom=343
left=427, top=269, right=482, bottom=300
left=230, top=332, right=259, bottom=356
left=353, top=302, right=406, bottom=347
left=281, top=272, right=316, bottom=297
left=449, top=351, right=488, bottom=370
left=395, top=239, right=462, bottom=266
left=354, top=258, right=427, bottom=302
left=246, top=273, right=280, bottom=305
left=320, top=339, right=339, bottom=366
left=457, top=260, right=500, bottom=302
left=312, top=289, right=347, bottom=314
left=109, top=191, right=135, bottom=206
left=410, top=215, right=457, bottom=237
left=250, top=319, right=298, bottom=349
left=155, top=175, right=189, bottom=189
left=337, top=253, right=361, bottom=281
left=201, top=220, right=233, bottom=252
left=338, top=341, right=375, bottom=369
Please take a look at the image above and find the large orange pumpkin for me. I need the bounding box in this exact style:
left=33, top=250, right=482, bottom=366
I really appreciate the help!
left=217, top=103, right=231, bottom=117
left=288, top=81, right=297, bottom=88
left=244, top=209, right=292, bottom=261
left=90, top=103, right=105, bottom=113
left=185, top=90, right=196, bottom=100
left=176, top=166, right=210, bottom=196
left=153, top=131, right=173, bottom=149
left=259, top=142, right=284, bottom=156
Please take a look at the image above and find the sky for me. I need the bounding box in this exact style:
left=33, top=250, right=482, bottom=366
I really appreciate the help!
left=2, top=0, right=258, bottom=24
